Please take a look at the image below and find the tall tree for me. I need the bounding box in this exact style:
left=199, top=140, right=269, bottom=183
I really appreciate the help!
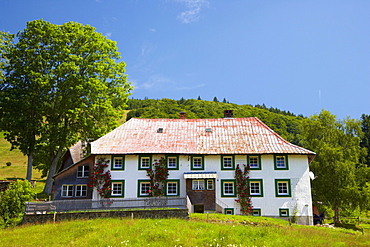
left=360, top=114, right=370, bottom=166
left=0, top=20, right=132, bottom=193
left=299, top=110, right=367, bottom=223
left=0, top=30, right=45, bottom=181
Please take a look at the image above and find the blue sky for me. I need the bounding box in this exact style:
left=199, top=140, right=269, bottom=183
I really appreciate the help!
left=1, top=0, right=369, bottom=119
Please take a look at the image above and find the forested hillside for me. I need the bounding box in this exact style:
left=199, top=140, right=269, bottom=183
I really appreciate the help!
left=126, top=98, right=304, bottom=145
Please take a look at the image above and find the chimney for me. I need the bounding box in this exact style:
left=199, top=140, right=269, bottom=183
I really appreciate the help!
left=224, top=110, right=233, bottom=118
left=179, top=112, right=187, bottom=119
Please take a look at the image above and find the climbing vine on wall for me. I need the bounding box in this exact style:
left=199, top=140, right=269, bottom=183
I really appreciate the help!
left=235, top=164, right=252, bottom=215
left=146, top=157, right=169, bottom=197
left=88, top=157, right=112, bottom=198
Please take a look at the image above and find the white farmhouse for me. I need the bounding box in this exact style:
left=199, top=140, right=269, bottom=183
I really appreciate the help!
left=54, top=111, right=315, bottom=225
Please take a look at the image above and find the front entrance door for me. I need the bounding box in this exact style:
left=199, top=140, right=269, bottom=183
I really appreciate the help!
left=186, top=178, right=216, bottom=212
left=194, top=204, right=204, bottom=213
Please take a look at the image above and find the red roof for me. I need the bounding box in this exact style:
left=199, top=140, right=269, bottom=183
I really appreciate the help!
left=91, top=117, right=315, bottom=160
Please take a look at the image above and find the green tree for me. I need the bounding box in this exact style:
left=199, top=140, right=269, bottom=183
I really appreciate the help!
left=0, top=20, right=132, bottom=194
left=0, top=180, right=35, bottom=227
left=361, top=114, right=370, bottom=166
left=299, top=110, right=367, bottom=223
left=0, top=30, right=44, bottom=182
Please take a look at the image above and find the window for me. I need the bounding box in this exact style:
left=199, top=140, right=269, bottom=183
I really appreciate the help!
left=166, top=180, right=180, bottom=196
left=279, top=208, right=289, bottom=217
left=252, top=209, right=261, bottom=216
left=207, top=180, right=214, bottom=190
left=191, top=156, right=204, bottom=170
left=192, top=180, right=205, bottom=190
left=224, top=208, right=234, bottom=215
left=248, top=155, right=261, bottom=170
left=274, top=155, right=289, bottom=170
left=221, top=180, right=235, bottom=197
left=167, top=155, right=179, bottom=170
left=138, top=180, right=151, bottom=197
left=249, top=179, right=263, bottom=197
left=141, top=158, right=150, bottom=168
left=139, top=155, right=152, bottom=170
left=221, top=155, right=234, bottom=170
left=111, top=181, right=124, bottom=197
left=111, top=156, right=124, bottom=170
left=75, top=185, right=87, bottom=197
left=275, top=179, right=291, bottom=197
left=61, top=185, right=73, bottom=197
left=77, top=165, right=89, bottom=178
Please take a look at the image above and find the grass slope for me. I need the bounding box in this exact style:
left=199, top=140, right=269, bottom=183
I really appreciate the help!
left=1, top=214, right=369, bottom=247
left=0, top=132, right=42, bottom=180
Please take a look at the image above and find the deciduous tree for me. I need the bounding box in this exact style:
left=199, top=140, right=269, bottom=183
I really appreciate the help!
left=360, top=114, right=370, bottom=166
left=0, top=20, right=132, bottom=194
left=299, top=110, right=368, bottom=223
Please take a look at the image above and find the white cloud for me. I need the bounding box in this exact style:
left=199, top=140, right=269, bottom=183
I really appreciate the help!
left=176, top=83, right=206, bottom=91
left=137, top=74, right=206, bottom=92
left=149, top=28, right=157, bottom=32
left=177, top=0, right=209, bottom=24
left=141, top=75, right=175, bottom=90
left=105, top=32, right=112, bottom=38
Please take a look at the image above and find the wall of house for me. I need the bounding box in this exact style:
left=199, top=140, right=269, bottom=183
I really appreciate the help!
left=94, top=153, right=313, bottom=225
left=54, top=156, right=95, bottom=200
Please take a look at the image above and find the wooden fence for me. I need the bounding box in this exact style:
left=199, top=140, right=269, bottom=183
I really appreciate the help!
left=25, top=197, right=187, bottom=214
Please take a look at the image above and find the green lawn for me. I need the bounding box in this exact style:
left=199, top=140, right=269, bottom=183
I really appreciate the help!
left=0, top=214, right=369, bottom=246
left=0, top=132, right=42, bottom=180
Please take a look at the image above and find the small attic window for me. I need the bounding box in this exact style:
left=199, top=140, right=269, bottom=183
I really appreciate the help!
left=205, top=128, right=212, bottom=133
left=157, top=128, right=163, bottom=133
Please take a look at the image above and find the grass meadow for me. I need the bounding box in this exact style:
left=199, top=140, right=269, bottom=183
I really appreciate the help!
left=1, top=214, right=369, bottom=247
left=0, top=132, right=43, bottom=181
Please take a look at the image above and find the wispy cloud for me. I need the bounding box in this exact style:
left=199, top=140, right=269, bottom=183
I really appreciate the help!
left=176, top=83, right=206, bottom=91
left=136, top=74, right=206, bottom=92
left=149, top=28, right=157, bottom=32
left=177, top=0, right=209, bottom=24
left=141, top=75, right=175, bottom=90
left=105, top=32, right=112, bottom=38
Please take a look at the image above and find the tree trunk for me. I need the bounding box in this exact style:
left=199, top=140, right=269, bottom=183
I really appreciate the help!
left=334, top=206, right=340, bottom=225
left=43, top=148, right=63, bottom=195
left=26, top=152, right=33, bottom=182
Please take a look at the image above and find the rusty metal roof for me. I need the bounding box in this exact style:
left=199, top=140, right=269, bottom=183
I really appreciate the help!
left=91, top=117, right=315, bottom=159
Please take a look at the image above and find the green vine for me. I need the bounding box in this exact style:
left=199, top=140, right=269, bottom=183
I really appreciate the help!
left=88, top=157, right=112, bottom=198
left=146, top=157, right=169, bottom=197
left=235, top=164, right=252, bottom=215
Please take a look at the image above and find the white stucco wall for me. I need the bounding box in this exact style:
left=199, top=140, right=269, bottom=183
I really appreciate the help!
left=94, top=153, right=312, bottom=220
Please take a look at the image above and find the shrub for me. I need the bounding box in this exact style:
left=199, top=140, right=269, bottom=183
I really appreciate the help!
left=0, top=180, right=35, bottom=227
left=6, top=162, right=11, bottom=167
